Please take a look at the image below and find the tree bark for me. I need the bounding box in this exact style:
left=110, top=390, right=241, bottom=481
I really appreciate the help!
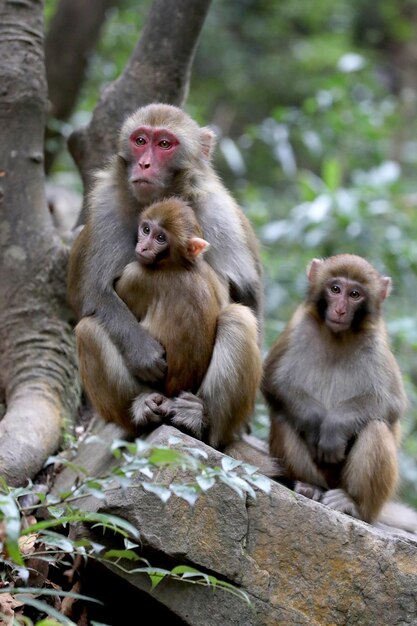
left=69, top=0, right=213, bottom=223
left=44, top=0, right=121, bottom=173
left=0, top=0, right=79, bottom=485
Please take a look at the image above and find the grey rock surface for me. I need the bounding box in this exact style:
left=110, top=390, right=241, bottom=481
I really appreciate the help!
left=53, top=420, right=417, bottom=626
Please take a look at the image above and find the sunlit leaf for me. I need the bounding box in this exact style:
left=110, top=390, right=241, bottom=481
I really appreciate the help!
left=221, top=457, right=242, bottom=472
left=196, top=474, right=216, bottom=491
left=141, top=482, right=171, bottom=503
left=170, top=484, right=199, bottom=505
left=246, top=474, right=271, bottom=493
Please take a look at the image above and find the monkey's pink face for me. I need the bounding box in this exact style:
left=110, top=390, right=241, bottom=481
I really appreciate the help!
left=324, top=277, right=365, bottom=333
left=135, top=220, right=170, bottom=266
left=128, top=126, right=180, bottom=201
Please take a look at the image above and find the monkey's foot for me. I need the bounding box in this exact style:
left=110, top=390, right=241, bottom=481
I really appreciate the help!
left=294, top=481, right=323, bottom=502
left=167, top=392, right=206, bottom=439
left=321, top=488, right=360, bottom=518
left=131, top=392, right=169, bottom=426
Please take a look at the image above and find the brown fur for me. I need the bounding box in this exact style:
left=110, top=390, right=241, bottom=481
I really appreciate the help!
left=116, top=198, right=228, bottom=398
left=68, top=104, right=263, bottom=443
left=263, top=254, right=407, bottom=523
left=77, top=198, right=262, bottom=448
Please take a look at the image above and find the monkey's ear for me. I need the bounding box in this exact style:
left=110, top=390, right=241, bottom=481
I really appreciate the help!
left=380, top=276, right=392, bottom=300
left=187, top=237, right=210, bottom=258
left=307, top=258, right=323, bottom=282
left=200, top=127, right=216, bottom=160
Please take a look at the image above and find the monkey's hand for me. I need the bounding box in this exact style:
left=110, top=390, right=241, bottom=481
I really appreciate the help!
left=125, top=334, right=167, bottom=383
left=316, top=424, right=348, bottom=464
left=131, top=392, right=169, bottom=427
left=164, top=392, right=206, bottom=440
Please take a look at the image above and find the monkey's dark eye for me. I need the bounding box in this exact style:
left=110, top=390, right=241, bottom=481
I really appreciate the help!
left=142, top=225, right=150, bottom=235
left=330, top=285, right=341, bottom=294
left=135, top=136, right=146, bottom=146
left=350, top=290, right=360, bottom=299
left=156, top=232, right=166, bottom=243
left=158, top=139, right=171, bottom=149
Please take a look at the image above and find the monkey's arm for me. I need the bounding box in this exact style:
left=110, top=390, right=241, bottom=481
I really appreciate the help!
left=196, top=192, right=263, bottom=321
left=262, top=333, right=327, bottom=455
left=317, top=390, right=404, bottom=464
left=68, top=217, right=166, bottom=383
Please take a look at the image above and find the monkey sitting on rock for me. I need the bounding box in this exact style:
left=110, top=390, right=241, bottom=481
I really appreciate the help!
left=68, top=103, right=263, bottom=447
left=262, top=254, right=417, bottom=531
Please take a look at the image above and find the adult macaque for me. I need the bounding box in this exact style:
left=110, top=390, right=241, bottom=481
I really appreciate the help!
left=114, top=197, right=260, bottom=446
left=68, top=103, right=263, bottom=441
left=262, top=254, right=407, bottom=524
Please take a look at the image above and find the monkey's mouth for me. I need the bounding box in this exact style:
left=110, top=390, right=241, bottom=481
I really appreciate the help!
left=131, top=178, right=154, bottom=186
left=136, top=251, right=155, bottom=265
left=327, top=318, right=350, bottom=332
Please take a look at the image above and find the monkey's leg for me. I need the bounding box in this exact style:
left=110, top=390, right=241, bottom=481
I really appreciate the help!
left=76, top=317, right=167, bottom=433
left=167, top=304, right=261, bottom=448
left=270, top=419, right=328, bottom=494
left=324, top=420, right=399, bottom=523
left=199, top=303, right=263, bottom=448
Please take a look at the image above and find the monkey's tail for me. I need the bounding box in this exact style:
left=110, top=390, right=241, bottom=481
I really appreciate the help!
left=377, top=501, right=417, bottom=534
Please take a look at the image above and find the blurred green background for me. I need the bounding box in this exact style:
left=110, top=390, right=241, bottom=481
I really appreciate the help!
left=45, top=0, right=417, bottom=505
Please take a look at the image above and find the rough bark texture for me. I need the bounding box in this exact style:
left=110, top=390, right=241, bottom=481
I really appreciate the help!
left=44, top=0, right=120, bottom=172
left=53, top=423, right=417, bottom=626
left=0, top=0, right=79, bottom=485
left=69, top=0, right=213, bottom=222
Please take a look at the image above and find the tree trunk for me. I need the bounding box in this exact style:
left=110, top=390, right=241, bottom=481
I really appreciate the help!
left=0, top=0, right=79, bottom=486
left=69, top=0, right=213, bottom=223
left=44, top=0, right=121, bottom=173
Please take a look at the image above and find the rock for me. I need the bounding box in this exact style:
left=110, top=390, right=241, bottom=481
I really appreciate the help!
left=52, top=419, right=417, bottom=626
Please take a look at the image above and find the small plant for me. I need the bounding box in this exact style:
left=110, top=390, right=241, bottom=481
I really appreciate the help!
left=0, top=434, right=270, bottom=624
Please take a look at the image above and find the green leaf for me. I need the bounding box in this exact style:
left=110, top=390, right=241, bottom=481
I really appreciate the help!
left=23, top=511, right=140, bottom=541
left=196, top=474, right=216, bottom=491
left=221, top=457, right=242, bottom=472
left=142, top=482, right=171, bottom=503
left=170, top=484, right=199, bottom=505
left=218, top=475, right=244, bottom=498
left=138, top=466, right=153, bottom=479
left=39, top=531, right=74, bottom=552
left=103, top=549, right=140, bottom=561
left=148, top=448, right=186, bottom=465
left=246, top=474, right=271, bottom=493
left=145, top=567, right=170, bottom=589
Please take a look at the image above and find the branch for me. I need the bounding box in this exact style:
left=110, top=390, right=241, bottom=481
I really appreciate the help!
left=44, top=0, right=120, bottom=172
left=0, top=1, right=79, bottom=485
left=69, top=0, right=212, bottom=215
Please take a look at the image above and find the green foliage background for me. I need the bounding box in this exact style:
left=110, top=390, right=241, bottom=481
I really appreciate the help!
left=46, top=0, right=417, bottom=505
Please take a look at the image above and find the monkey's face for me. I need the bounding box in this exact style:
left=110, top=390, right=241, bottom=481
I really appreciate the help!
left=127, top=126, right=180, bottom=202
left=323, top=277, right=366, bottom=333
left=135, top=219, right=170, bottom=267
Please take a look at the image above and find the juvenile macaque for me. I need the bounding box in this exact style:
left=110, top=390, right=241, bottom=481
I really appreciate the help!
left=262, top=254, right=407, bottom=523
left=76, top=198, right=262, bottom=448
left=68, top=103, right=263, bottom=439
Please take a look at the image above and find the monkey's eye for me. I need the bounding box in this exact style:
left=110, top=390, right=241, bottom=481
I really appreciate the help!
left=158, top=139, right=171, bottom=149
left=350, top=290, right=360, bottom=299
left=135, top=136, right=146, bottom=146
left=156, top=232, right=166, bottom=243
left=330, top=285, right=341, bottom=294
left=142, top=225, right=150, bottom=235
